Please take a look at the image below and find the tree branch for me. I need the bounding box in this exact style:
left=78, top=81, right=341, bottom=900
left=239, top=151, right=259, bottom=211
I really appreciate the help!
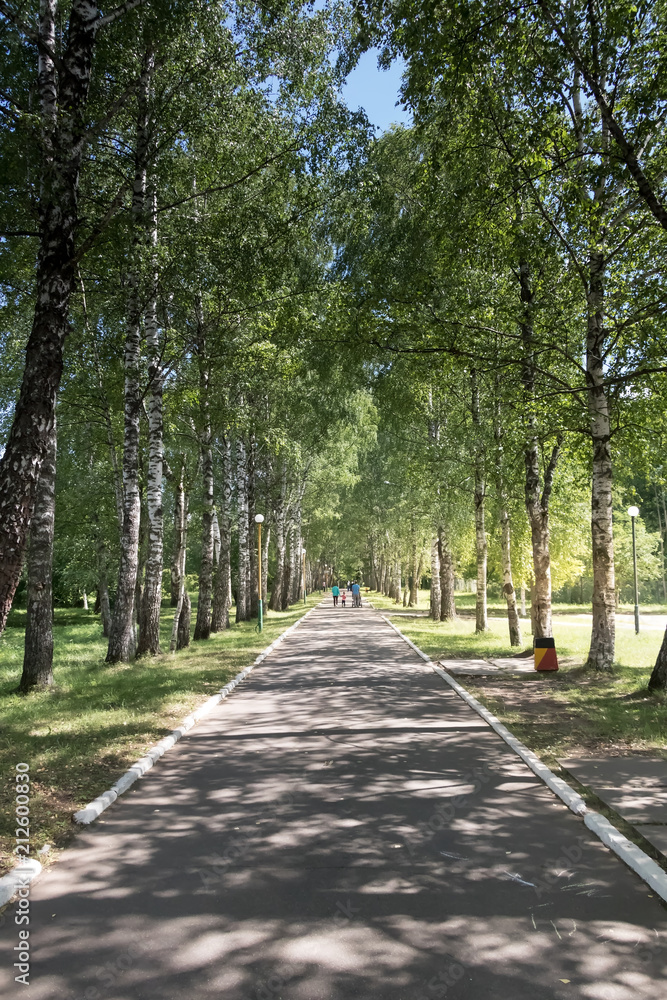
left=537, top=0, right=667, bottom=233
left=97, top=0, right=147, bottom=29
left=157, top=141, right=303, bottom=214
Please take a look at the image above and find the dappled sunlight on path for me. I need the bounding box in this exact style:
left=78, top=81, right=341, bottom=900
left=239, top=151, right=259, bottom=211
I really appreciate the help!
left=1, top=601, right=665, bottom=999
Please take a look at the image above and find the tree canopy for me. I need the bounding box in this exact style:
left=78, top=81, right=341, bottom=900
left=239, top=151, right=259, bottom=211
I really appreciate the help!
left=3, top=0, right=667, bottom=691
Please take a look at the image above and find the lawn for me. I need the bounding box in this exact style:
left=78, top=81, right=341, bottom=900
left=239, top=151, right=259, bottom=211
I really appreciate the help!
left=0, top=594, right=319, bottom=876
left=368, top=588, right=667, bottom=762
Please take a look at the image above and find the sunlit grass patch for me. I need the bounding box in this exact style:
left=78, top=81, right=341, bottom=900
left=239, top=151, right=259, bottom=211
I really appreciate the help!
left=368, top=589, right=667, bottom=759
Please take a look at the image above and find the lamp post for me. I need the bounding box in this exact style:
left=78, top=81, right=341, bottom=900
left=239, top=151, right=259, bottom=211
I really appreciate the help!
left=255, top=514, right=264, bottom=632
left=302, top=547, right=307, bottom=604
left=628, top=505, right=640, bottom=634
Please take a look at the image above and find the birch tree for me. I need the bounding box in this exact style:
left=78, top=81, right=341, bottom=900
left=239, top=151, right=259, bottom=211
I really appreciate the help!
left=0, top=0, right=152, bottom=637
left=19, top=415, right=57, bottom=692
left=211, top=434, right=233, bottom=632
left=137, top=185, right=163, bottom=655
left=106, top=44, right=155, bottom=663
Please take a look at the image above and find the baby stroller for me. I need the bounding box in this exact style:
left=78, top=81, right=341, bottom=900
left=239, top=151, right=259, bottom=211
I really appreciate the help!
left=353, top=591, right=362, bottom=608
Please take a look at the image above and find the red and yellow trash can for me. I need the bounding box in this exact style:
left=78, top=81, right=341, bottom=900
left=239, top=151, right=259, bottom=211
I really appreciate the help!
left=534, top=636, right=558, bottom=672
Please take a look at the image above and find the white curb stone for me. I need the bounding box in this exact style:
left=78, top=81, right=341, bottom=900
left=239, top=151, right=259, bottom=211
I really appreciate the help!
left=72, top=605, right=317, bottom=826
left=584, top=812, right=667, bottom=898
left=0, top=859, right=42, bottom=908
left=379, top=611, right=667, bottom=904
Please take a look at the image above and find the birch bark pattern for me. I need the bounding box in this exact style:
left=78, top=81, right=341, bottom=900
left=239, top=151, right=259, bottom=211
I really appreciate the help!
left=261, top=524, right=270, bottom=603
left=438, top=528, right=457, bottom=620
left=430, top=536, right=441, bottom=621
left=654, top=485, right=667, bottom=602
left=269, top=460, right=287, bottom=611
left=408, top=525, right=419, bottom=607
left=194, top=344, right=214, bottom=642
left=169, top=473, right=189, bottom=652
left=137, top=188, right=163, bottom=655
left=20, top=416, right=57, bottom=692
left=500, top=509, right=522, bottom=647
left=471, top=371, right=487, bottom=632
left=236, top=438, right=251, bottom=621
left=495, top=392, right=522, bottom=647
left=248, top=435, right=258, bottom=618
left=106, top=47, right=154, bottom=663
left=170, top=482, right=185, bottom=608
left=270, top=512, right=286, bottom=609
left=212, top=436, right=233, bottom=632
left=285, top=522, right=300, bottom=606
left=586, top=250, right=616, bottom=671
left=0, top=2, right=100, bottom=636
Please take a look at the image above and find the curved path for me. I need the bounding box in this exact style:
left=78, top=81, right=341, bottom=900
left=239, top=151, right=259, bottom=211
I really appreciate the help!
left=2, top=600, right=666, bottom=999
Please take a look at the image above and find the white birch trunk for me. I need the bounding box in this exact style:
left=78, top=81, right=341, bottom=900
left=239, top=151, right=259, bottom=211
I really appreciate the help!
left=170, top=460, right=187, bottom=607
left=495, top=394, right=522, bottom=646
left=262, top=524, right=270, bottom=603
left=586, top=250, right=615, bottom=671
left=212, top=512, right=221, bottom=567
left=137, top=187, right=163, bottom=655
left=270, top=512, right=287, bottom=611
left=286, top=522, right=300, bottom=606
left=106, top=48, right=154, bottom=663
left=248, top=434, right=258, bottom=618
left=471, top=371, right=487, bottom=632
left=269, top=460, right=287, bottom=611
left=500, top=509, right=522, bottom=646
left=211, top=436, right=233, bottom=632
left=438, top=528, right=457, bottom=620
left=169, top=475, right=189, bottom=652
left=236, top=438, right=251, bottom=621
left=430, top=536, right=441, bottom=621
left=194, top=340, right=214, bottom=641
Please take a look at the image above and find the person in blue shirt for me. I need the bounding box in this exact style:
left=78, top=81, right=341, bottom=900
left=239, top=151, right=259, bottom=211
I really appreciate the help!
left=331, top=584, right=340, bottom=607
left=351, top=582, right=361, bottom=607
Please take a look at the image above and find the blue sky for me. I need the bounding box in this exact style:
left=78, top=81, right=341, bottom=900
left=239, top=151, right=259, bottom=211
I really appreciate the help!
left=341, top=49, right=411, bottom=132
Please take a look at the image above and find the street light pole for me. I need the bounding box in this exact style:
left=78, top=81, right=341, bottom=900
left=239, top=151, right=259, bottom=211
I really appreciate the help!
left=628, top=505, right=640, bottom=634
left=302, top=547, right=307, bottom=604
left=255, top=514, right=264, bottom=632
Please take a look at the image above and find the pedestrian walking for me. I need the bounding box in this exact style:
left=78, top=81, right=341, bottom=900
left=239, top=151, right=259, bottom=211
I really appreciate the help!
left=341, top=590, right=347, bottom=607
left=332, top=584, right=340, bottom=607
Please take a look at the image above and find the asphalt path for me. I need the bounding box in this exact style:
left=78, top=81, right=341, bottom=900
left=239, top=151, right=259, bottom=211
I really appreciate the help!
left=2, top=600, right=666, bottom=1000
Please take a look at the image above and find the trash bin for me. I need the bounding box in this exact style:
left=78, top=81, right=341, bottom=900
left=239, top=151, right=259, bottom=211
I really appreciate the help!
left=534, top=637, right=558, bottom=672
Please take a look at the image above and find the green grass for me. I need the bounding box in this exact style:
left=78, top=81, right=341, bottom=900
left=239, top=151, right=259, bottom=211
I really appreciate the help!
left=0, top=594, right=319, bottom=875
left=368, top=589, right=667, bottom=760
left=451, top=591, right=667, bottom=617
